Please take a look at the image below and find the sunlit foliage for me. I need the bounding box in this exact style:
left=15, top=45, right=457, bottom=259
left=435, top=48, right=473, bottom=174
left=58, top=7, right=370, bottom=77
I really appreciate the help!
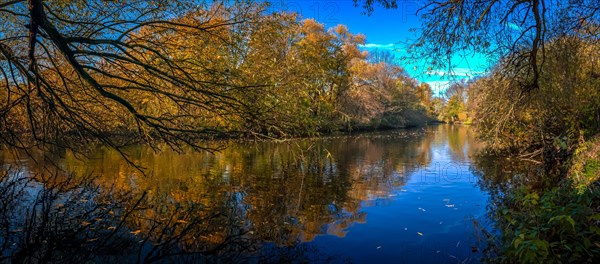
left=1, top=0, right=436, bottom=155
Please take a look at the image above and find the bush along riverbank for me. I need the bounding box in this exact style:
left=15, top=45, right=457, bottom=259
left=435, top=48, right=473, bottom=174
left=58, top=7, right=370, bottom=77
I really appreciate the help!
left=486, top=136, right=600, bottom=263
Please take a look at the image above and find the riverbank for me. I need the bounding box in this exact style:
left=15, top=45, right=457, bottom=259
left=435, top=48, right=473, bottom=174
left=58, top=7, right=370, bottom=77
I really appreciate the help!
left=490, top=137, right=600, bottom=262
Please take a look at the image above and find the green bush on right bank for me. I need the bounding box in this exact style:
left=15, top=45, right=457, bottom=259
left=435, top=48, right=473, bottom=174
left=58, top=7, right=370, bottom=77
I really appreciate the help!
left=493, top=137, right=600, bottom=263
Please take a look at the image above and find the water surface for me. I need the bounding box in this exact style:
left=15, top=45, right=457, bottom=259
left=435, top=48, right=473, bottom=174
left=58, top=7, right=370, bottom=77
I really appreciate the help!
left=0, top=125, right=494, bottom=263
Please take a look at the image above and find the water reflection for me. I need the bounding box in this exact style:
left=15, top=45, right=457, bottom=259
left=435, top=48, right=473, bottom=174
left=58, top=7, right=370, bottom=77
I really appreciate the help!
left=1, top=125, right=490, bottom=263
left=469, top=146, right=563, bottom=261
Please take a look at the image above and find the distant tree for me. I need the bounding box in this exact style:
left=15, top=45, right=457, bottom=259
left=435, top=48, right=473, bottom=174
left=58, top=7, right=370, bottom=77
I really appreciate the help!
left=367, top=49, right=396, bottom=65
left=445, top=81, right=467, bottom=104
left=415, top=83, right=433, bottom=108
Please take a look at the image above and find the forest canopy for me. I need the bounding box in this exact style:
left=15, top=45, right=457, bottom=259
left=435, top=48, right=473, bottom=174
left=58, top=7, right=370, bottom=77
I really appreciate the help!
left=1, top=0, right=437, bottom=153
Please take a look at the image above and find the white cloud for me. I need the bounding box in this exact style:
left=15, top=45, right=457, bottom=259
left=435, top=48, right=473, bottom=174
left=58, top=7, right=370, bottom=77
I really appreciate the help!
left=358, top=43, right=396, bottom=50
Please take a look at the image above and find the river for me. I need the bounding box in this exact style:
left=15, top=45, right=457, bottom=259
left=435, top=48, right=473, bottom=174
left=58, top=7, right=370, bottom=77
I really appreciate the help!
left=1, top=125, right=499, bottom=263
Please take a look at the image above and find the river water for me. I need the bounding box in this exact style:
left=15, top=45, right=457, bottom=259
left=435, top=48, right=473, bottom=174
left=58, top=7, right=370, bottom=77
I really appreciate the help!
left=1, top=125, right=498, bottom=263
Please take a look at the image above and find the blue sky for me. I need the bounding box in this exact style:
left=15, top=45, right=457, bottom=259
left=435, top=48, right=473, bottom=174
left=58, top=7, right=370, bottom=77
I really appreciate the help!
left=267, top=0, right=489, bottom=96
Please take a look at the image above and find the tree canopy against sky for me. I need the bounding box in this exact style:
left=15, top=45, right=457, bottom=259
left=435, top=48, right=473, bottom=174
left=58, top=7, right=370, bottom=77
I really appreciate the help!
left=0, top=0, right=265, bottom=151
left=1, top=0, right=438, bottom=155
left=355, top=0, right=600, bottom=91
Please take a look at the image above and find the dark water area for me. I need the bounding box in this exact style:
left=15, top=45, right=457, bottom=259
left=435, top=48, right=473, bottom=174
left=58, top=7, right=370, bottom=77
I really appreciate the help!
left=1, top=125, right=504, bottom=263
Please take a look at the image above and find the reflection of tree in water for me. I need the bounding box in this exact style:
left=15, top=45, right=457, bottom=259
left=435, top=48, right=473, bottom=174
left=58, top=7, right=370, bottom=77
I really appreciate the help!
left=469, top=151, right=551, bottom=260
left=472, top=151, right=550, bottom=200
left=256, top=242, right=351, bottom=263
left=439, top=124, right=480, bottom=163
left=4, top=164, right=286, bottom=262
left=1, top=127, right=470, bottom=261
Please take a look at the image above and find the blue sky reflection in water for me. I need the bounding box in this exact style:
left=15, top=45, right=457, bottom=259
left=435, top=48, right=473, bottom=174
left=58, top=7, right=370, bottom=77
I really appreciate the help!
left=283, top=126, right=490, bottom=263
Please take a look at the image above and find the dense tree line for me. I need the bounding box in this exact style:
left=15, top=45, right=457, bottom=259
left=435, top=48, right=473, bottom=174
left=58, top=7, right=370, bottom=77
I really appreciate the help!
left=0, top=0, right=436, bottom=154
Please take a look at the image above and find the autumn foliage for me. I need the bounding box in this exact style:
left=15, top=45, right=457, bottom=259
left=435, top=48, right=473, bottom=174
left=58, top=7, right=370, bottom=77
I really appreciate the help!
left=0, top=1, right=436, bottom=153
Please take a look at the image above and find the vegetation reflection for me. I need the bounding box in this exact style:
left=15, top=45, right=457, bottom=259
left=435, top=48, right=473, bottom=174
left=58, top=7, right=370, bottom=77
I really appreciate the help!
left=1, top=125, right=479, bottom=262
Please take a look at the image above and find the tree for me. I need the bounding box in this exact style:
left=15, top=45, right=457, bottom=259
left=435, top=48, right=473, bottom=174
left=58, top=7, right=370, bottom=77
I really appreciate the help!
left=0, top=0, right=264, bottom=152
left=355, top=0, right=600, bottom=91
left=0, top=0, right=446, bottom=155
left=415, top=82, right=433, bottom=111
left=344, top=49, right=434, bottom=128
left=469, top=37, right=600, bottom=153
